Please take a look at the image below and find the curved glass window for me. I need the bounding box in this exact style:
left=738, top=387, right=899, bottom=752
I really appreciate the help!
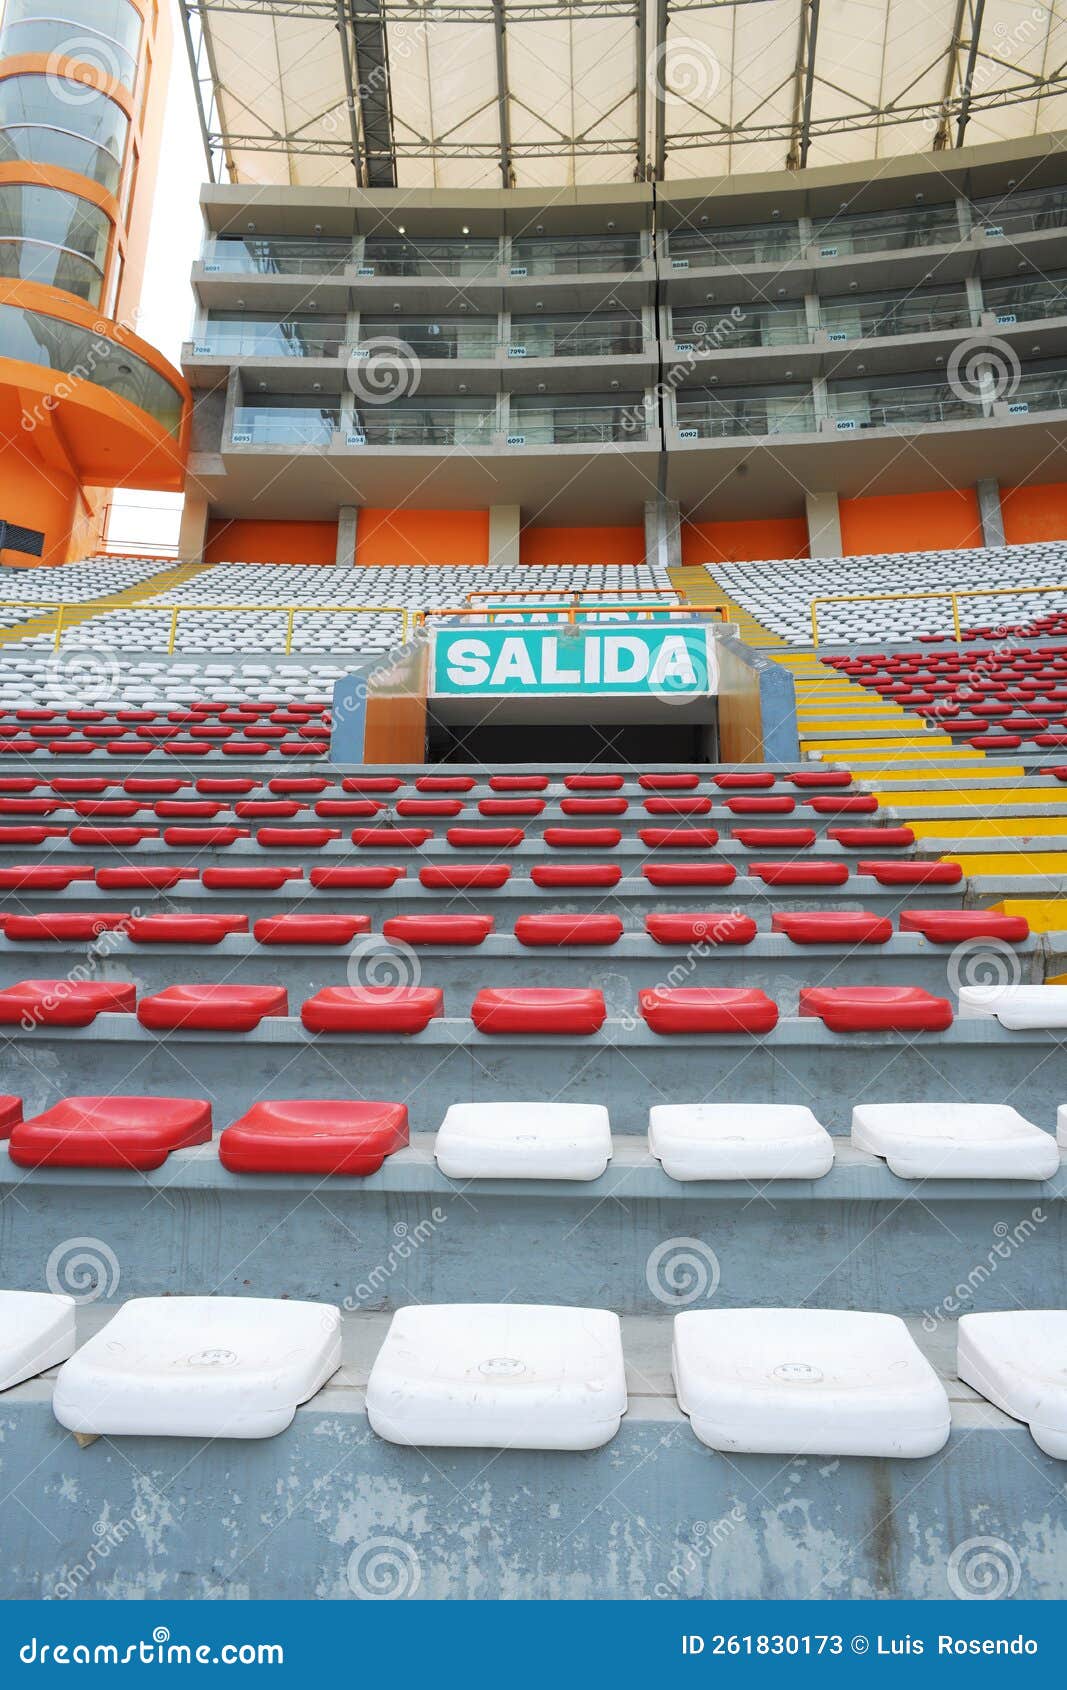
left=0, top=301, right=184, bottom=437
left=0, top=182, right=110, bottom=304
left=0, top=76, right=129, bottom=194
left=0, top=2, right=143, bottom=96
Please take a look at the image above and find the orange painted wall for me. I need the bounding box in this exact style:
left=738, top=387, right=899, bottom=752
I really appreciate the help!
left=204, top=518, right=338, bottom=566
left=519, top=526, right=645, bottom=566
left=839, top=489, right=983, bottom=555
left=0, top=432, right=89, bottom=568
left=681, top=518, right=809, bottom=565
left=1001, top=482, right=1067, bottom=543
left=355, top=509, right=490, bottom=567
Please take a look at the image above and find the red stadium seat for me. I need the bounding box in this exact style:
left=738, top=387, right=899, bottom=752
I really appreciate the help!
left=787, top=769, right=853, bottom=788
left=560, top=797, right=628, bottom=816
left=127, top=915, right=248, bottom=944
left=382, top=914, right=494, bottom=945
left=639, top=987, right=778, bottom=1034
left=235, top=801, right=303, bottom=819
left=478, top=798, right=546, bottom=816
left=397, top=799, right=466, bottom=818
left=563, top=774, right=623, bottom=791
left=897, top=910, right=1029, bottom=943
left=301, top=986, right=443, bottom=1034
left=806, top=795, right=878, bottom=815
left=353, top=828, right=434, bottom=849
left=256, top=827, right=340, bottom=849
left=545, top=826, right=622, bottom=849
left=723, top=796, right=795, bottom=815
left=490, top=776, right=548, bottom=792
left=642, top=797, right=712, bottom=816
left=137, top=984, right=288, bottom=1032
left=638, top=774, right=700, bottom=791
left=530, top=863, right=621, bottom=888
left=0, top=866, right=94, bottom=890
left=447, top=827, right=524, bottom=849
left=253, top=915, right=371, bottom=945
left=416, top=776, right=475, bottom=793
left=712, top=772, right=775, bottom=790
left=828, top=826, right=915, bottom=849
left=751, top=862, right=850, bottom=886
left=638, top=828, right=718, bottom=850
left=9, top=1096, right=212, bottom=1171
left=419, top=865, right=510, bottom=889
left=309, top=865, right=406, bottom=889
left=162, top=827, right=247, bottom=848
left=799, top=986, right=953, bottom=1032
left=196, top=778, right=257, bottom=795
left=514, top=913, right=623, bottom=946
left=642, top=862, right=736, bottom=886
left=731, top=827, right=816, bottom=849
left=645, top=913, right=757, bottom=946
left=0, top=979, right=135, bottom=1026
left=857, top=860, right=962, bottom=886
left=342, top=777, right=403, bottom=794
left=95, top=868, right=199, bottom=890
left=772, top=911, right=892, bottom=944
left=315, top=800, right=384, bottom=818
left=471, top=987, right=605, bottom=1035
left=203, top=867, right=303, bottom=890
left=154, top=801, right=224, bottom=819
left=0, top=1095, right=21, bottom=1137
left=269, top=778, right=329, bottom=795
left=219, top=1099, right=409, bottom=1176
left=3, top=913, right=131, bottom=941
left=0, top=826, right=69, bottom=845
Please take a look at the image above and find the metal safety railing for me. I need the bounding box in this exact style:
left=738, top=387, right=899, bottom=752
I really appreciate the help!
left=416, top=601, right=729, bottom=628
left=809, top=583, right=1067, bottom=646
left=0, top=599, right=412, bottom=655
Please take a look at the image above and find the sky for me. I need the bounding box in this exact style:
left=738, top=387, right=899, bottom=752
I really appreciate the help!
left=108, top=0, right=210, bottom=553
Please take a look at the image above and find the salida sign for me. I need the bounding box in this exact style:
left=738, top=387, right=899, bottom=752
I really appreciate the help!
left=431, top=624, right=718, bottom=697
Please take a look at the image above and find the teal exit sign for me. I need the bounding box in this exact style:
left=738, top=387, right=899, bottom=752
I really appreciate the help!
left=431, top=624, right=718, bottom=698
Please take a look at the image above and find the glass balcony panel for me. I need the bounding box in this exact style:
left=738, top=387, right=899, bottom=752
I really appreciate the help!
left=509, top=399, right=649, bottom=443
left=231, top=406, right=339, bottom=446
left=675, top=391, right=816, bottom=438
left=200, top=316, right=347, bottom=358
left=509, top=237, right=642, bottom=275
left=352, top=406, right=496, bottom=446
left=666, top=224, right=804, bottom=268
left=819, top=289, right=972, bottom=339
left=971, top=186, right=1067, bottom=236
left=982, top=276, right=1067, bottom=322
left=357, top=318, right=498, bottom=359
left=508, top=315, right=644, bottom=357
left=670, top=304, right=807, bottom=349
left=205, top=238, right=352, bottom=277
left=0, top=0, right=142, bottom=94
left=828, top=380, right=983, bottom=428
left=361, top=239, right=498, bottom=278
left=811, top=205, right=960, bottom=255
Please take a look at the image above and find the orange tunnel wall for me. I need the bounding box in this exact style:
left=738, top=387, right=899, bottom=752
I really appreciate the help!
left=0, top=436, right=100, bottom=568
left=839, top=489, right=983, bottom=555
left=681, top=518, right=809, bottom=565
left=1001, top=482, right=1067, bottom=543
left=519, top=526, right=645, bottom=566
left=355, top=510, right=489, bottom=567
left=204, top=518, right=338, bottom=566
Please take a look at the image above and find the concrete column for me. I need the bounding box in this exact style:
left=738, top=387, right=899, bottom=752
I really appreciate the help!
left=177, top=488, right=210, bottom=562
left=976, top=478, right=1006, bottom=548
left=644, top=497, right=681, bottom=572
left=488, top=504, right=521, bottom=568
left=336, top=505, right=359, bottom=566
left=805, top=490, right=842, bottom=558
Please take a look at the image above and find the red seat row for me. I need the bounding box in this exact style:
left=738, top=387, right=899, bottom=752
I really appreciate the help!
left=0, top=979, right=959, bottom=1035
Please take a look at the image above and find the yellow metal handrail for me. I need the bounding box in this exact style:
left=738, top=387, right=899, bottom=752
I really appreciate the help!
left=417, top=602, right=729, bottom=627
left=809, top=582, right=1067, bottom=647
left=0, top=599, right=411, bottom=655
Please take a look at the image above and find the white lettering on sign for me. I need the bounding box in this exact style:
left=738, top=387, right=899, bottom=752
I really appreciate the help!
left=650, top=636, right=699, bottom=689
left=491, top=638, right=538, bottom=686
left=603, top=636, right=650, bottom=683
left=444, top=638, right=492, bottom=686
left=542, top=637, right=581, bottom=686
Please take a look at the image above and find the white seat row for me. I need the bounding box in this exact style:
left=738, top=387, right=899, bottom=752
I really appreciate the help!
left=4, top=1293, right=1064, bottom=1458
left=0, top=654, right=345, bottom=707
left=706, top=540, right=1067, bottom=644
left=433, top=1100, right=1063, bottom=1182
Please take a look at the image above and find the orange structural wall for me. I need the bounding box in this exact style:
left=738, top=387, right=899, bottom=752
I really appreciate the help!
left=839, top=489, right=983, bottom=555
left=204, top=519, right=338, bottom=566
left=519, top=526, right=645, bottom=566
left=355, top=509, right=490, bottom=567
left=681, top=518, right=809, bottom=565
left=1001, top=482, right=1067, bottom=543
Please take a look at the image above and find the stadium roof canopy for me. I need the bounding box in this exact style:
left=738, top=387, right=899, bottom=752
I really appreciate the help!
left=180, top=0, right=1067, bottom=191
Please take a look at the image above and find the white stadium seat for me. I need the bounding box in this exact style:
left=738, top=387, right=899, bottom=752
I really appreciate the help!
left=52, top=1297, right=342, bottom=1439
left=434, top=1102, right=612, bottom=1180
left=648, top=1104, right=834, bottom=1181
left=0, top=1291, right=77, bottom=1393
left=958, top=1312, right=1067, bottom=1459
left=672, top=1308, right=951, bottom=1457
left=957, top=984, right=1067, bottom=1028
left=366, top=1303, right=627, bottom=1449
left=852, top=1102, right=1060, bottom=1180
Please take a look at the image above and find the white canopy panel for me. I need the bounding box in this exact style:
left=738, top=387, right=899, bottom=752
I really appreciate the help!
left=181, top=0, right=1067, bottom=189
